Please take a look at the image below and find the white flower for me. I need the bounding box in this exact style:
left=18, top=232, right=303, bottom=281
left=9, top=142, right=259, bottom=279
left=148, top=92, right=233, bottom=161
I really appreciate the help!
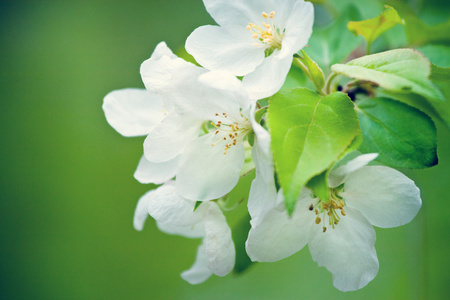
left=143, top=68, right=258, bottom=201
left=103, top=42, right=257, bottom=197
left=245, top=154, right=422, bottom=291
left=133, top=181, right=235, bottom=284
left=186, top=0, right=314, bottom=99
left=103, top=42, right=202, bottom=184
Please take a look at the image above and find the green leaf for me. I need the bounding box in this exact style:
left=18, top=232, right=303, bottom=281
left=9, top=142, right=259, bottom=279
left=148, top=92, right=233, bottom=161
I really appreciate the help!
left=232, top=213, right=253, bottom=274
left=345, top=130, right=363, bottom=154
left=299, top=50, right=326, bottom=94
left=385, top=0, right=450, bottom=46
left=268, top=88, right=360, bottom=214
left=430, top=64, right=450, bottom=82
left=382, top=91, right=450, bottom=129
left=356, top=97, right=438, bottom=168
left=417, top=45, right=450, bottom=67
left=331, top=48, right=445, bottom=103
left=306, top=5, right=363, bottom=71
left=254, top=106, right=268, bottom=123
left=306, top=132, right=363, bottom=204
left=306, top=171, right=329, bottom=203
left=347, top=5, right=403, bottom=54
left=410, top=45, right=450, bottom=126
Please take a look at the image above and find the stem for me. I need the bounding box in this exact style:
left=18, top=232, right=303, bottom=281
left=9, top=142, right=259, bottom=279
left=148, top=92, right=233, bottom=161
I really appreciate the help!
left=293, top=57, right=311, bottom=81
left=342, top=80, right=359, bottom=94
left=366, top=41, right=371, bottom=55
left=325, top=73, right=338, bottom=95
left=293, top=57, right=326, bottom=96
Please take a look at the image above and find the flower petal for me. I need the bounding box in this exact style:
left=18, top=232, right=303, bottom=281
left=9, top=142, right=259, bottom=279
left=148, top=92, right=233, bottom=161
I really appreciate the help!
left=308, top=207, right=379, bottom=292
left=103, top=89, right=164, bottom=137
left=156, top=221, right=205, bottom=239
left=150, top=41, right=177, bottom=60
left=176, top=133, right=245, bottom=201
left=203, top=0, right=298, bottom=28
left=243, top=51, right=293, bottom=99
left=133, top=189, right=155, bottom=231
left=172, top=74, right=243, bottom=122
left=147, top=182, right=208, bottom=226
left=143, top=113, right=201, bottom=163
left=181, top=242, right=213, bottom=284
left=329, top=153, right=379, bottom=188
left=342, top=166, right=422, bottom=228
left=204, top=203, right=235, bottom=277
left=203, top=0, right=265, bottom=27
left=198, top=70, right=244, bottom=92
left=198, top=71, right=251, bottom=110
left=247, top=138, right=276, bottom=223
left=249, top=102, right=271, bottom=157
left=186, top=25, right=265, bottom=76
left=134, top=155, right=180, bottom=184
left=140, top=46, right=205, bottom=95
left=281, top=0, right=314, bottom=56
left=246, top=190, right=313, bottom=262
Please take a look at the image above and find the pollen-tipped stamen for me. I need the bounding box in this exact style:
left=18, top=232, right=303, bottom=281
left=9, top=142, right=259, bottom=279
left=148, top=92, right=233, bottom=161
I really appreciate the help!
left=246, top=11, right=284, bottom=51
left=309, top=189, right=346, bottom=233
left=210, top=112, right=253, bottom=154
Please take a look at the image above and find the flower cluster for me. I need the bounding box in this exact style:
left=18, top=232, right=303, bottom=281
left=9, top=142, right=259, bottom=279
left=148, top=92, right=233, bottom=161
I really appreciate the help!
left=103, top=0, right=424, bottom=292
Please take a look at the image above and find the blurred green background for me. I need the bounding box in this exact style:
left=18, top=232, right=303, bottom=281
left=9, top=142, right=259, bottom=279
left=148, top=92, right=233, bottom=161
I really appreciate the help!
left=1, top=0, right=449, bottom=299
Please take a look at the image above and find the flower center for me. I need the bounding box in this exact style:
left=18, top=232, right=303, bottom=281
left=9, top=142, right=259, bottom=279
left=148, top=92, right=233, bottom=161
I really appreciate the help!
left=309, top=186, right=346, bottom=233
left=246, top=11, right=284, bottom=55
left=210, top=112, right=252, bottom=155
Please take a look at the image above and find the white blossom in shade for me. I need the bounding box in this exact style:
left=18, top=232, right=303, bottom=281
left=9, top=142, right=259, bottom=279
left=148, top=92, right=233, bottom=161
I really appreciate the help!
left=186, top=0, right=314, bottom=99
left=246, top=154, right=422, bottom=291
left=133, top=181, right=235, bottom=284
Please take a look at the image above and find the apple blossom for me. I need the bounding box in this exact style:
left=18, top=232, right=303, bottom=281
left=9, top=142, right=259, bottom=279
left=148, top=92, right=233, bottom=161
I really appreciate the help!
left=103, top=42, right=203, bottom=184
left=142, top=69, right=260, bottom=201
left=104, top=42, right=259, bottom=199
left=186, top=0, right=314, bottom=99
left=133, top=181, right=235, bottom=284
left=246, top=153, right=422, bottom=291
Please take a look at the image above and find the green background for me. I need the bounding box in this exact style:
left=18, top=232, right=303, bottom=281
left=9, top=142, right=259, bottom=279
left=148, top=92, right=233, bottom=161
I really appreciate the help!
left=1, top=0, right=449, bottom=299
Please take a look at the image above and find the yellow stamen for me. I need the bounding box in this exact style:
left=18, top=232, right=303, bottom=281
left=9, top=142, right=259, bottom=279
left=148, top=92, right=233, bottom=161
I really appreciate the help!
left=246, top=11, right=284, bottom=51
left=309, top=188, right=347, bottom=233
left=210, top=112, right=253, bottom=154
